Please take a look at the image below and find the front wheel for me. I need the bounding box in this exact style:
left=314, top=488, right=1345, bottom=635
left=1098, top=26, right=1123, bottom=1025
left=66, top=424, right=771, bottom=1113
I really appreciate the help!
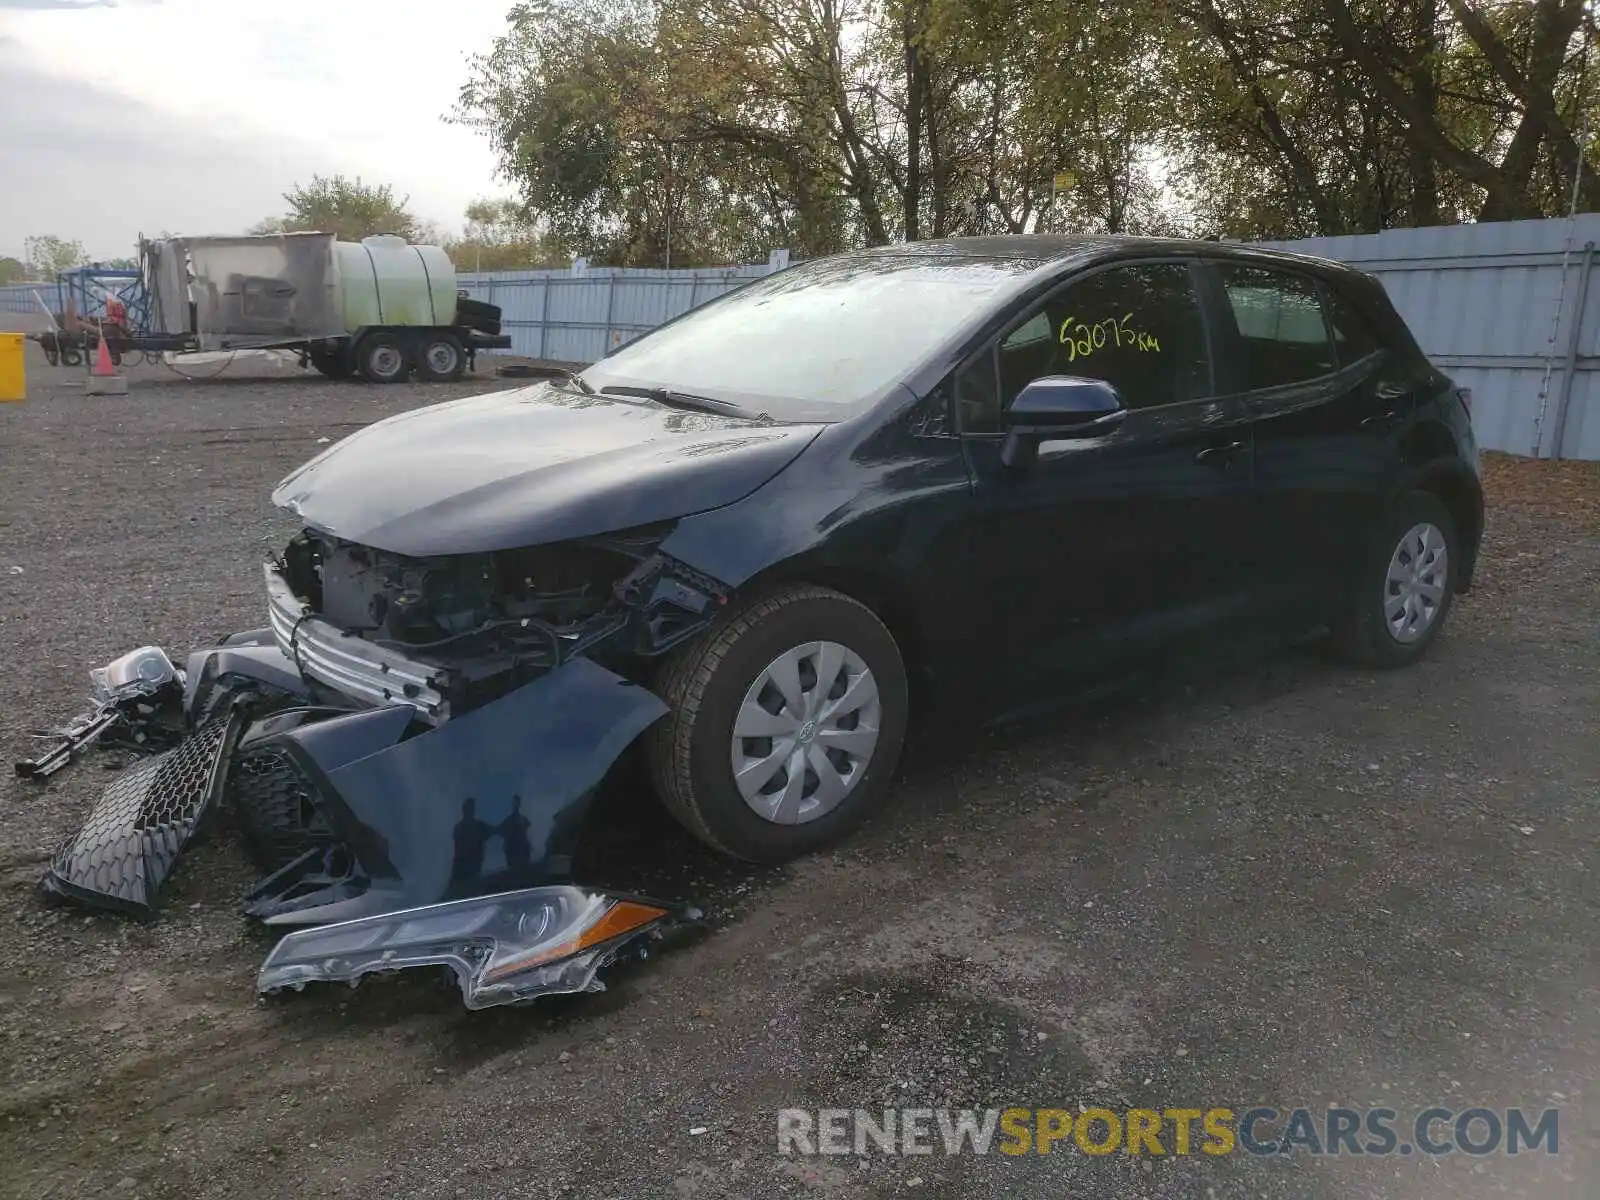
left=1331, top=490, right=1458, bottom=668
left=356, top=332, right=410, bottom=384
left=646, top=585, right=909, bottom=862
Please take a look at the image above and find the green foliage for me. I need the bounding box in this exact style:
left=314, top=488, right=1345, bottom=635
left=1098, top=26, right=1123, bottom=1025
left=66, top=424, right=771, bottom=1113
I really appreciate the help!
left=444, top=197, right=564, bottom=270
left=23, top=235, right=87, bottom=279
left=456, top=0, right=1600, bottom=252
left=251, top=175, right=423, bottom=243
left=0, top=256, right=26, bottom=285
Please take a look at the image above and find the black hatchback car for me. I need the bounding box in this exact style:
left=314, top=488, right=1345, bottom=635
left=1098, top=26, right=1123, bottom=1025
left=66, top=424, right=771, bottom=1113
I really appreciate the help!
left=43, top=237, right=1482, bottom=947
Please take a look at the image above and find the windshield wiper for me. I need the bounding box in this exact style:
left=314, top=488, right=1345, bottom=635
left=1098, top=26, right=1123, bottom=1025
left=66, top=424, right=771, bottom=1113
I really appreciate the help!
left=600, top=385, right=770, bottom=423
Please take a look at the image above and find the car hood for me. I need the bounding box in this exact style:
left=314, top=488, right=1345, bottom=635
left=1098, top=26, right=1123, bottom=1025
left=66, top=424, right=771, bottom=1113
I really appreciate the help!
left=272, top=383, right=826, bottom=556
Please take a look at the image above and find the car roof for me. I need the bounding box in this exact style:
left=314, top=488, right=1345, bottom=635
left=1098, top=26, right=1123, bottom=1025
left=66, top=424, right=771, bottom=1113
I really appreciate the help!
left=848, top=234, right=1354, bottom=281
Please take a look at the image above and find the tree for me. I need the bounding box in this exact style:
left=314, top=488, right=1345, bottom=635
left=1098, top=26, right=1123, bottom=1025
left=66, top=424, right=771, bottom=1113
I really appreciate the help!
left=24, top=235, right=87, bottom=279
left=1166, top=0, right=1600, bottom=234
left=250, top=175, right=423, bottom=242
left=455, top=0, right=1600, bottom=252
left=444, top=197, right=562, bottom=271
left=0, top=257, right=26, bottom=285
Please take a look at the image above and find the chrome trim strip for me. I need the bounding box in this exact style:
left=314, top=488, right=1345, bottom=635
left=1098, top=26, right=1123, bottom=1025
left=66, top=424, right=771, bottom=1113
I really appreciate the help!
left=264, top=564, right=445, bottom=716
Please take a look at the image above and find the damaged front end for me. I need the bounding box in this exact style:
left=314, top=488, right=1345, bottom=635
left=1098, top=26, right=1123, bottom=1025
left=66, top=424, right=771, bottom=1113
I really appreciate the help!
left=22, top=524, right=727, bottom=1008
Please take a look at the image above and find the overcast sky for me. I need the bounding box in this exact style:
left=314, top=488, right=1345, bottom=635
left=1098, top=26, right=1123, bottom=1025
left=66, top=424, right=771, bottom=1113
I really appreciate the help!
left=0, top=0, right=513, bottom=261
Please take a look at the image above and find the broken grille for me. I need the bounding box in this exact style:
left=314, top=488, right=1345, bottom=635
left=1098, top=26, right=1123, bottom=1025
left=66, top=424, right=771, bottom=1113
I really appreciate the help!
left=39, top=714, right=236, bottom=916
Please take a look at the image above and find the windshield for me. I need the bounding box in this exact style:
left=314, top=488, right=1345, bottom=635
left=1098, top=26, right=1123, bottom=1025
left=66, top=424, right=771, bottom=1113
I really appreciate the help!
left=581, top=254, right=1025, bottom=421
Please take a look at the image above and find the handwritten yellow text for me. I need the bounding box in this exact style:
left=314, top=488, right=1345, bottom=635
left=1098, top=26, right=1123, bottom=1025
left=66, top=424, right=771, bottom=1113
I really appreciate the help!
left=1058, top=312, right=1161, bottom=361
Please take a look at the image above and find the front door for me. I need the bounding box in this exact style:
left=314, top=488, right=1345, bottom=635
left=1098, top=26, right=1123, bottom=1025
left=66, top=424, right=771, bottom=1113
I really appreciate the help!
left=957, top=259, right=1258, bottom=694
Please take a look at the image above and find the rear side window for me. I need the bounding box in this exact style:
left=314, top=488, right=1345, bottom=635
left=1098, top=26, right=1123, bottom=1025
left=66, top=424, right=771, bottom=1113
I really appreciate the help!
left=1323, top=286, right=1384, bottom=366
left=1219, top=265, right=1336, bottom=389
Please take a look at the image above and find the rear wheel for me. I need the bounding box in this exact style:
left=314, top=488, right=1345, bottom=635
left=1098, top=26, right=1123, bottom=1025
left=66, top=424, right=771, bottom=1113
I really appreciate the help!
left=646, top=585, right=909, bottom=862
left=415, top=332, right=466, bottom=382
left=356, top=332, right=409, bottom=384
left=1331, top=490, right=1458, bottom=668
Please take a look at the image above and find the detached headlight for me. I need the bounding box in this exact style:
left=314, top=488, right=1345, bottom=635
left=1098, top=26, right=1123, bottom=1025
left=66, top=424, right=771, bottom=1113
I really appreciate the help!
left=90, top=646, right=182, bottom=703
left=257, top=886, right=691, bottom=1010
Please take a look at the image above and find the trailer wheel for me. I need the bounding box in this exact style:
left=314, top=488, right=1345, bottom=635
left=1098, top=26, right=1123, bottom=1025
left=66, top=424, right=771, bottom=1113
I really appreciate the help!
left=356, top=332, right=410, bottom=384
left=416, top=332, right=466, bottom=382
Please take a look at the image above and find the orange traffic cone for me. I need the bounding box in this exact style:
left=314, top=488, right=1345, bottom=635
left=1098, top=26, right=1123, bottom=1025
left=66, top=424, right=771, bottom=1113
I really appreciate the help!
left=92, top=331, right=115, bottom=376
left=85, top=326, right=128, bottom=395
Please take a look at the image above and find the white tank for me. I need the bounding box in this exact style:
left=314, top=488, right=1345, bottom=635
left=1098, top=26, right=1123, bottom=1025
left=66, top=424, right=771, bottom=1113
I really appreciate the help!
left=334, top=235, right=458, bottom=331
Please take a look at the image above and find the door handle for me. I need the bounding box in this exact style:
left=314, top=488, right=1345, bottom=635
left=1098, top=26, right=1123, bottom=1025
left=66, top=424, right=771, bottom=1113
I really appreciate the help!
left=1361, top=409, right=1403, bottom=430
left=1194, top=440, right=1246, bottom=467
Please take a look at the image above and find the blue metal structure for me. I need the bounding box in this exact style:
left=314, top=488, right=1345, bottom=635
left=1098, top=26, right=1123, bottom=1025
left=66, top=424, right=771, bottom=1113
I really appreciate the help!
left=58, top=266, right=150, bottom=335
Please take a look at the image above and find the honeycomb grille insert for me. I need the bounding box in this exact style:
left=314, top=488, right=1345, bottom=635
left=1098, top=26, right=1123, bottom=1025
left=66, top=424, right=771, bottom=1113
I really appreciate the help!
left=40, top=715, right=236, bottom=916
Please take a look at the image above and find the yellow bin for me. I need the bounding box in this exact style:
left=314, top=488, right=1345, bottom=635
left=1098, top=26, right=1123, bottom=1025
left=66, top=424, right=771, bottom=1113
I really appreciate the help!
left=0, top=333, right=25, bottom=402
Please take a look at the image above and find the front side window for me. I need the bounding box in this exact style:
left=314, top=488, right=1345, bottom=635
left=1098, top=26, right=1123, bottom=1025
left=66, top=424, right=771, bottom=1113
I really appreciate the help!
left=960, top=261, right=1212, bottom=432
left=1219, top=265, right=1337, bottom=389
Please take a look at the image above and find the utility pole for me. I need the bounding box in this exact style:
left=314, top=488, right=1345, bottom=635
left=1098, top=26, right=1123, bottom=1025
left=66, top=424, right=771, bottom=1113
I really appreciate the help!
left=664, top=138, right=675, bottom=270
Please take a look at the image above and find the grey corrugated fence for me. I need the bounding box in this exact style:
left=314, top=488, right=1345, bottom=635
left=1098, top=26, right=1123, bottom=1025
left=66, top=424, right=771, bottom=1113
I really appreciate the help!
left=0, top=283, right=54, bottom=315
left=1261, top=216, right=1600, bottom=461
left=454, top=262, right=780, bottom=365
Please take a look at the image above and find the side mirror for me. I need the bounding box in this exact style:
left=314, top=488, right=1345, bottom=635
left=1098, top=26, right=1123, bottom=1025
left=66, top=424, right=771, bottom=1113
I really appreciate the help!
left=1000, top=376, right=1127, bottom=469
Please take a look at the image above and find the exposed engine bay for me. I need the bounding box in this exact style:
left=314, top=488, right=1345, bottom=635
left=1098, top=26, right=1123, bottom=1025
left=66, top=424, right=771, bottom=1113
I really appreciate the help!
left=272, top=527, right=726, bottom=718
left=17, top=525, right=729, bottom=1010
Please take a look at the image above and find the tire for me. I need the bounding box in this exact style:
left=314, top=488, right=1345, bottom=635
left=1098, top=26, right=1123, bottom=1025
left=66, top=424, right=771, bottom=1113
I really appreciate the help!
left=309, top=347, right=353, bottom=379
left=646, top=584, right=909, bottom=862
left=229, top=747, right=333, bottom=871
left=415, top=332, right=466, bottom=382
left=356, top=331, right=410, bottom=384
left=1330, top=489, right=1458, bottom=669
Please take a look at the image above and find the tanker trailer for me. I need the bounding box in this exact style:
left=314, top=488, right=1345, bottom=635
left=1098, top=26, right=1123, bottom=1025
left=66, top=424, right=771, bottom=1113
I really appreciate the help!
left=144, top=231, right=511, bottom=382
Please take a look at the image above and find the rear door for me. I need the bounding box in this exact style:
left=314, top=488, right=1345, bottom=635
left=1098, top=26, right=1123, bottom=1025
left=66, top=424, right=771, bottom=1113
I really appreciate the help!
left=958, top=258, right=1259, bottom=690
left=1204, top=260, right=1415, bottom=628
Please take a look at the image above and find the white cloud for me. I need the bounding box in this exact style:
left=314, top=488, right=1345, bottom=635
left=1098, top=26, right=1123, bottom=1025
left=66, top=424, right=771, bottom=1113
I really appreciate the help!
left=0, top=0, right=513, bottom=257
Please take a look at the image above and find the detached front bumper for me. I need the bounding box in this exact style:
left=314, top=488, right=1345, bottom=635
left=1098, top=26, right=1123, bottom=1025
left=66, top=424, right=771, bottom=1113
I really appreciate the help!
left=27, top=619, right=682, bottom=1006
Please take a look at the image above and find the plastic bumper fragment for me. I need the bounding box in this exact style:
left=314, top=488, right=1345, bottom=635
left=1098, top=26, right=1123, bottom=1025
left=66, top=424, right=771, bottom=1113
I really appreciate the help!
left=241, top=657, right=670, bottom=926
left=257, top=885, right=695, bottom=1009
left=39, top=711, right=239, bottom=916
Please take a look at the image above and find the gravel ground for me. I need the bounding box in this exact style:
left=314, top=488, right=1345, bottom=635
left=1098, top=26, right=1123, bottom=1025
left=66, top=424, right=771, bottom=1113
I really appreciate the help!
left=1, top=345, right=1596, bottom=1199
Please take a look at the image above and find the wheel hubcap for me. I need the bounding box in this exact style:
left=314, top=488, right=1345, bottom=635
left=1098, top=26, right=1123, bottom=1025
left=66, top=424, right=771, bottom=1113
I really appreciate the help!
left=731, top=640, right=881, bottom=825
left=1383, top=521, right=1449, bottom=644
left=426, top=343, right=458, bottom=373
left=371, top=346, right=402, bottom=376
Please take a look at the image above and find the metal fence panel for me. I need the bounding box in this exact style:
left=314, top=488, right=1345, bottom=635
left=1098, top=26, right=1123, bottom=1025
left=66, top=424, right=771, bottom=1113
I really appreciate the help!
left=1262, top=215, right=1600, bottom=459
left=455, top=263, right=770, bottom=365
left=0, top=283, right=54, bottom=315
